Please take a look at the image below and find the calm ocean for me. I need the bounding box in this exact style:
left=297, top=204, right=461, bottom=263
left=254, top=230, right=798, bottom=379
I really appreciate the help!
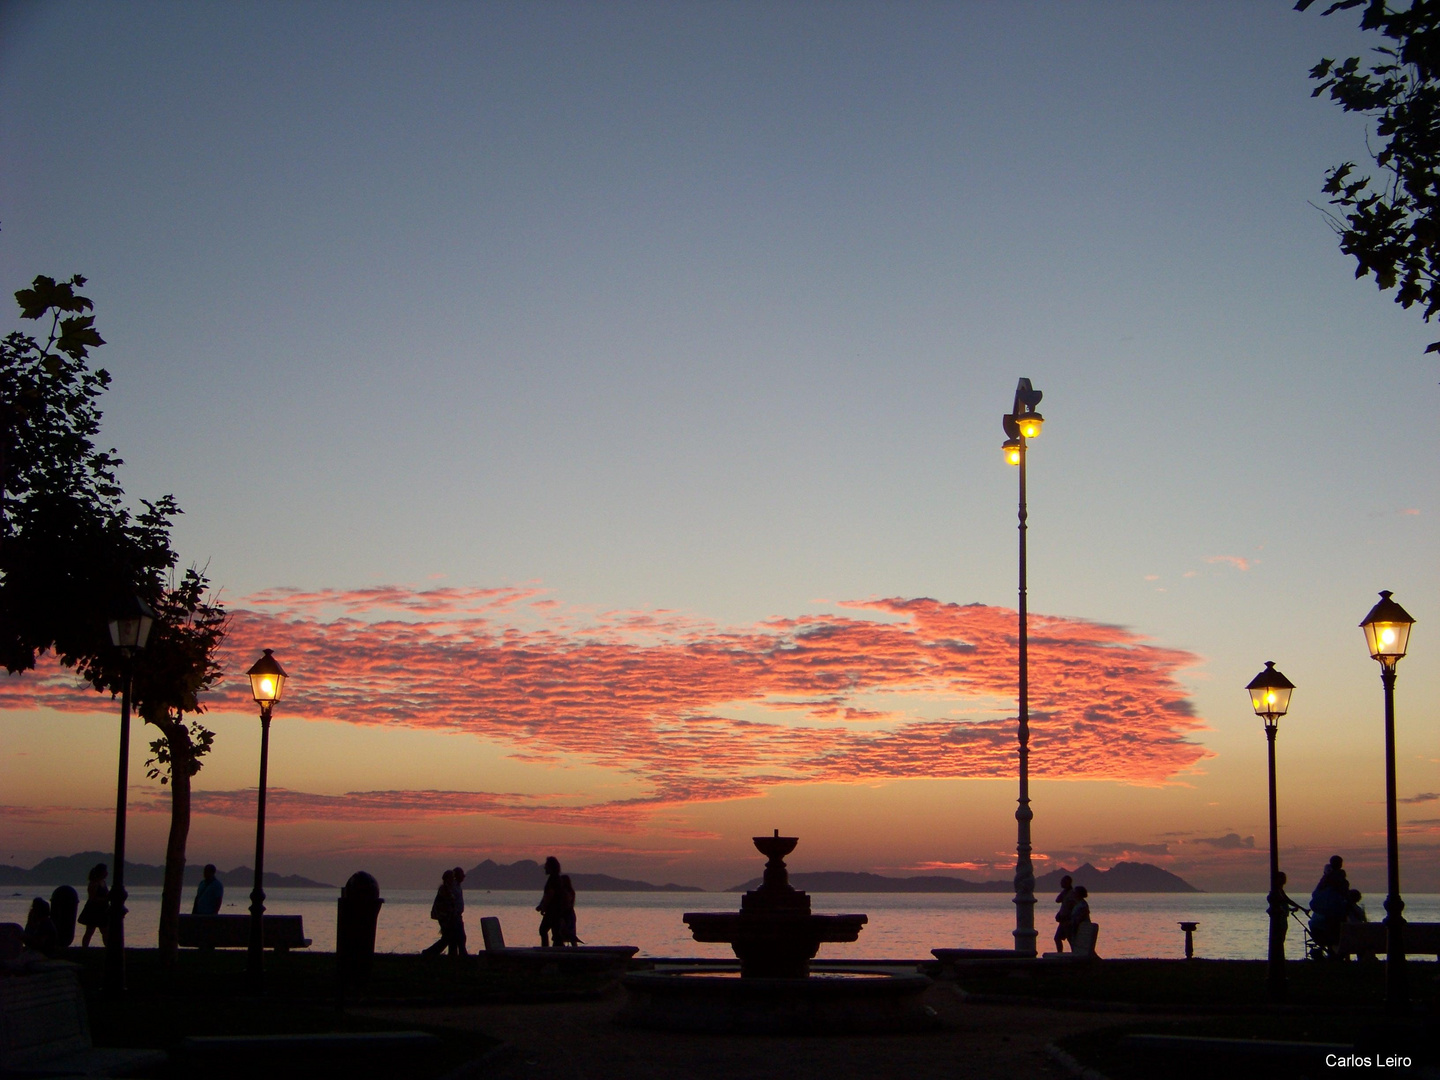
left=6, top=887, right=1438, bottom=960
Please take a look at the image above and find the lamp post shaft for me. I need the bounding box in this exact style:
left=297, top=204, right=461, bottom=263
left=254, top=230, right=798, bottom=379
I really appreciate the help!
left=247, top=707, right=272, bottom=992
left=1264, top=723, right=1285, bottom=997
left=103, top=665, right=132, bottom=996
left=1013, top=438, right=1037, bottom=955
left=1380, top=666, right=1408, bottom=1012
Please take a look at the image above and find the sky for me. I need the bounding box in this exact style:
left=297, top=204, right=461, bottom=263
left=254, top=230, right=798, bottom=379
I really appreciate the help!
left=1, top=1, right=1437, bottom=894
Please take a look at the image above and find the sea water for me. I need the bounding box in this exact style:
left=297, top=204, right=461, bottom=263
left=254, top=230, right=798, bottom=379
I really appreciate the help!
left=5, top=887, right=1438, bottom=960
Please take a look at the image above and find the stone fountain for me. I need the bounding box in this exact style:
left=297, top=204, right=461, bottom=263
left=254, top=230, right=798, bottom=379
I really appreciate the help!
left=683, top=830, right=866, bottom=977
left=618, top=832, right=936, bottom=1034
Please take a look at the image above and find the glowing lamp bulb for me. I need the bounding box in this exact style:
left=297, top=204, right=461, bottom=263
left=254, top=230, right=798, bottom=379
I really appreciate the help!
left=246, top=649, right=288, bottom=707
left=1018, top=415, right=1043, bottom=439
left=1245, top=661, right=1294, bottom=721
left=1381, top=628, right=1396, bottom=646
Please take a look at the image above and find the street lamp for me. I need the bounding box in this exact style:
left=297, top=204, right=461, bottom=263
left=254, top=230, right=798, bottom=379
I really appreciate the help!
left=1246, top=661, right=1294, bottom=998
left=1002, top=377, right=1044, bottom=956
left=1359, top=590, right=1415, bottom=1013
left=245, top=649, right=287, bottom=992
left=104, top=594, right=154, bottom=997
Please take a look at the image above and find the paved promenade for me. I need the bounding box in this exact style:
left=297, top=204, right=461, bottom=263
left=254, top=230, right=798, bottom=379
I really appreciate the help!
left=364, top=983, right=1134, bottom=1080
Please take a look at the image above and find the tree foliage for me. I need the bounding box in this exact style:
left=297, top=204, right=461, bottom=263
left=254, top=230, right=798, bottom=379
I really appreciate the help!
left=0, top=275, right=179, bottom=686
left=1299, top=0, right=1440, bottom=352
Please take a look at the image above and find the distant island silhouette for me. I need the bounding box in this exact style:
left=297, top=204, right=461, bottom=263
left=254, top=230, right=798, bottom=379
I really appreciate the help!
left=726, top=862, right=1199, bottom=894
left=462, top=859, right=703, bottom=892
left=0, top=852, right=333, bottom=889
left=2, top=854, right=1196, bottom=893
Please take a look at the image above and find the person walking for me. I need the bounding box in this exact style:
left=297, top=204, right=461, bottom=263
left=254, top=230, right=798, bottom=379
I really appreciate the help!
left=192, top=864, right=224, bottom=915
left=447, top=867, right=468, bottom=956
left=77, top=863, right=108, bottom=948
left=423, top=869, right=456, bottom=957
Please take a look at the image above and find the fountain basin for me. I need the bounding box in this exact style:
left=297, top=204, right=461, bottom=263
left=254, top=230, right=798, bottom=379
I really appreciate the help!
left=684, top=912, right=867, bottom=979
left=617, top=967, right=937, bottom=1035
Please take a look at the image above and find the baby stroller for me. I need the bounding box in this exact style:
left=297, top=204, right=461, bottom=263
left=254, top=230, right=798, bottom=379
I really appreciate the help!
left=1291, top=905, right=1329, bottom=960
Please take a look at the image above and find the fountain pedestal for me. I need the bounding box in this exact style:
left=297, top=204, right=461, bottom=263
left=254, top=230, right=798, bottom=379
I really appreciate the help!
left=683, top=832, right=866, bottom=978
left=619, top=831, right=935, bottom=1034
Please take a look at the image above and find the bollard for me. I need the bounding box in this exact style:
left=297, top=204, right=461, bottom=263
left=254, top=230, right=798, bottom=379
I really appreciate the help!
left=1178, top=921, right=1198, bottom=959
left=336, top=872, right=384, bottom=1005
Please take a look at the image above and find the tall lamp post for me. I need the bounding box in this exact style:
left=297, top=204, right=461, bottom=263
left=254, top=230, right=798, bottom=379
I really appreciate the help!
left=104, top=595, right=155, bottom=997
left=245, top=649, right=287, bottom=993
left=1359, top=591, right=1415, bottom=1014
left=1245, top=661, right=1295, bottom=998
left=1002, top=377, right=1044, bottom=956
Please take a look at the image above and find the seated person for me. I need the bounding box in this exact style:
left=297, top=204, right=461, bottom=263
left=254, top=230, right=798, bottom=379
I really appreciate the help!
left=192, top=864, right=224, bottom=915
left=22, top=898, right=60, bottom=957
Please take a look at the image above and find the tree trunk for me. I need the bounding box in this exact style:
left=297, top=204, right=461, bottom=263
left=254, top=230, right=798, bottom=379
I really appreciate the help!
left=157, top=720, right=192, bottom=969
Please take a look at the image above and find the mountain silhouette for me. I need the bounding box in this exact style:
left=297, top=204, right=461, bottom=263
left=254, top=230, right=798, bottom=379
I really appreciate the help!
left=727, top=861, right=1199, bottom=894
left=462, top=859, right=701, bottom=892
left=0, top=852, right=332, bottom=889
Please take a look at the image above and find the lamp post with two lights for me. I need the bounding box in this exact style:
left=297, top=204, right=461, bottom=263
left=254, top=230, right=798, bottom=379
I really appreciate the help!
left=1001, top=378, right=1044, bottom=956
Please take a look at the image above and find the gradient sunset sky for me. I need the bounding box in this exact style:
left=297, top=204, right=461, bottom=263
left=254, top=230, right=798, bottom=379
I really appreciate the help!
left=1, top=2, right=1436, bottom=892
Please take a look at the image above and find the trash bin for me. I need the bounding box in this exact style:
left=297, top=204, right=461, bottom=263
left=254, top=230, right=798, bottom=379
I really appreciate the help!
left=49, top=886, right=79, bottom=948
left=336, top=871, right=383, bottom=995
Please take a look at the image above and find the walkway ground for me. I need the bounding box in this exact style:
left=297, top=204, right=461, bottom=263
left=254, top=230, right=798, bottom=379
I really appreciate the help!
left=362, top=983, right=1140, bottom=1080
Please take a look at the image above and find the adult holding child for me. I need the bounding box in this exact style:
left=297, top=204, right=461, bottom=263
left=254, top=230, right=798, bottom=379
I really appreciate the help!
left=1053, top=874, right=1076, bottom=952
left=537, top=856, right=577, bottom=947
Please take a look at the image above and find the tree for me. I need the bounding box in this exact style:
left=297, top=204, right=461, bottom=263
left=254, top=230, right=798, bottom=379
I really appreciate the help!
left=137, top=568, right=226, bottom=965
left=2, top=276, right=226, bottom=965
left=1298, top=0, right=1440, bottom=353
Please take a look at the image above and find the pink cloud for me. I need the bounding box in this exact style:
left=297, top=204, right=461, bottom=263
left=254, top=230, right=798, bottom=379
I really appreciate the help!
left=1204, top=556, right=1252, bottom=572
left=0, top=587, right=1208, bottom=824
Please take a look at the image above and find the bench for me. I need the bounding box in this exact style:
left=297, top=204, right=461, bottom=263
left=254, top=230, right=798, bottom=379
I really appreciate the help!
left=478, top=916, right=637, bottom=971
left=1044, top=920, right=1100, bottom=960
left=0, top=958, right=167, bottom=1075
left=178, top=914, right=312, bottom=951
left=1335, top=921, right=1440, bottom=961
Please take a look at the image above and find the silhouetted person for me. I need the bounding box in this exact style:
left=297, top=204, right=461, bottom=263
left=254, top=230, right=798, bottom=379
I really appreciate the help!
left=1313, top=855, right=1349, bottom=899
left=49, top=885, right=79, bottom=948
left=1309, top=856, right=1349, bottom=956
left=22, top=898, right=59, bottom=957
left=423, top=869, right=457, bottom=957
left=77, top=863, right=108, bottom=947
left=1067, top=886, right=1091, bottom=942
left=1053, top=874, right=1076, bottom=952
left=1271, top=871, right=1303, bottom=951
left=1345, top=889, right=1367, bottom=924
left=537, top=856, right=576, bottom=947
left=192, top=864, right=224, bottom=915
left=448, top=866, right=468, bottom=956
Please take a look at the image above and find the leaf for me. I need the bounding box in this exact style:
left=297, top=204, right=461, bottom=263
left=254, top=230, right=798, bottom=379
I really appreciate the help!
left=55, top=315, right=105, bottom=360
left=12, top=274, right=93, bottom=320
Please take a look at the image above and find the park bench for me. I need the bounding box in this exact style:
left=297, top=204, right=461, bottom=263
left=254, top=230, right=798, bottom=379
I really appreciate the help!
left=478, top=916, right=637, bottom=971
left=0, top=957, right=167, bottom=1075
left=178, top=913, right=311, bottom=951
left=930, top=922, right=1100, bottom=977
left=1335, top=921, right=1440, bottom=961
